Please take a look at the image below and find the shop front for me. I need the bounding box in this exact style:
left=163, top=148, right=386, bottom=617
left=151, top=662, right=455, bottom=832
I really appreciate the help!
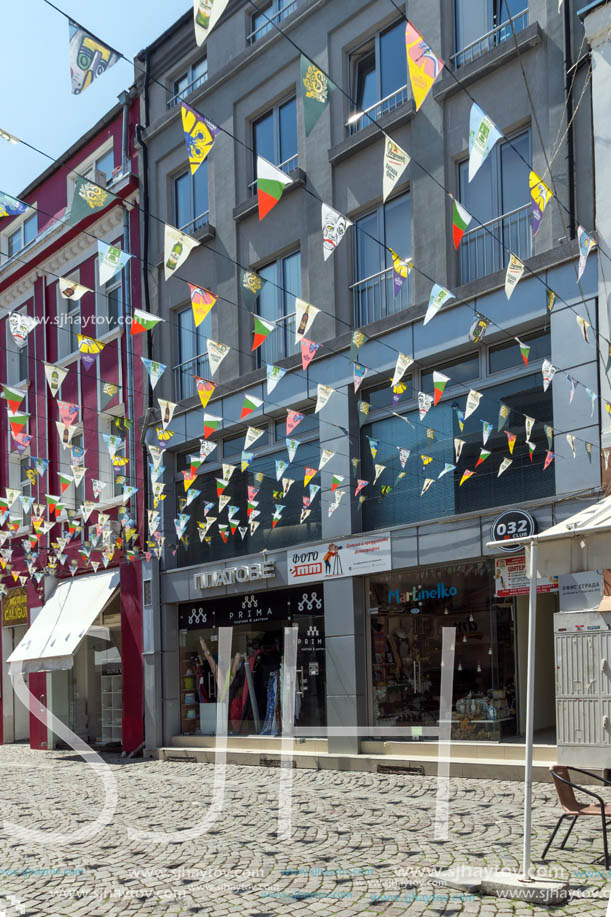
left=367, top=560, right=520, bottom=741
left=177, top=584, right=327, bottom=737
left=1, top=587, right=32, bottom=744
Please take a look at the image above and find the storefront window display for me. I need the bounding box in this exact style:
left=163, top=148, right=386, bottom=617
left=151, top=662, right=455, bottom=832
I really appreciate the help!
left=178, top=585, right=326, bottom=737
left=368, top=561, right=517, bottom=741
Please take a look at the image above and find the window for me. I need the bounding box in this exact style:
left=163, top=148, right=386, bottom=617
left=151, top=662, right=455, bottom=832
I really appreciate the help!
left=454, top=0, right=528, bottom=68
left=361, top=371, right=553, bottom=532
left=95, top=149, right=115, bottom=182
left=349, top=21, right=407, bottom=133
left=248, top=0, right=297, bottom=44
left=174, top=163, right=209, bottom=234
left=458, top=129, right=531, bottom=284
left=489, top=329, right=550, bottom=374
left=353, top=191, right=412, bottom=327
left=168, top=59, right=208, bottom=107
left=6, top=305, right=31, bottom=383
left=175, top=304, right=212, bottom=400
left=421, top=353, right=480, bottom=391
left=256, top=250, right=301, bottom=364
left=105, top=275, right=122, bottom=333
left=251, top=97, right=297, bottom=193
left=223, top=429, right=270, bottom=457
left=7, top=214, right=37, bottom=258
left=274, top=408, right=318, bottom=439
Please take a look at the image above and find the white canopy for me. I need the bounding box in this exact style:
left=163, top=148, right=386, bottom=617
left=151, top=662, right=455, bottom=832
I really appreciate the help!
left=524, top=495, right=611, bottom=576
left=8, top=570, right=120, bottom=674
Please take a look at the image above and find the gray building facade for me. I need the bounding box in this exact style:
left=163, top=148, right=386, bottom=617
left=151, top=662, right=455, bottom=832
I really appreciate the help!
left=134, top=0, right=602, bottom=759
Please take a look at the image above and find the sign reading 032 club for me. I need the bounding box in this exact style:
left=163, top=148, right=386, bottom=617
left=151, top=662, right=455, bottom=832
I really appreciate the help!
left=287, top=533, right=392, bottom=585
left=490, top=509, right=536, bottom=553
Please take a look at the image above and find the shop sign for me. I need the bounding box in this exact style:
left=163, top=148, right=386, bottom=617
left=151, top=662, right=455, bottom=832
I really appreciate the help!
left=558, top=571, right=602, bottom=612
left=490, top=509, right=536, bottom=553
left=194, top=561, right=275, bottom=591
left=2, top=587, right=28, bottom=627
left=287, top=533, right=391, bottom=585
left=178, top=585, right=324, bottom=629
left=494, top=555, right=558, bottom=597
left=388, top=582, right=458, bottom=604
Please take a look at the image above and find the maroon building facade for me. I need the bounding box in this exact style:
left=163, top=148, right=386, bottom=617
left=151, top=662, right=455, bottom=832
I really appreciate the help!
left=0, top=94, right=146, bottom=754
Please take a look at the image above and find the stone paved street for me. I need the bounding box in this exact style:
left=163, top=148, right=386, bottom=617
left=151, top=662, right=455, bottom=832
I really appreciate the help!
left=0, top=745, right=608, bottom=916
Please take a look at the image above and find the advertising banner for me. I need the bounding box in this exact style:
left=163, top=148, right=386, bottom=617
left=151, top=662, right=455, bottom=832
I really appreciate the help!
left=287, top=533, right=392, bottom=585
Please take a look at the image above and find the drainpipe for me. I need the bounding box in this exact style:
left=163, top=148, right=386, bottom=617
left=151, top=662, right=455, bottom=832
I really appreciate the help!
left=118, top=91, right=136, bottom=492
left=563, top=0, right=576, bottom=240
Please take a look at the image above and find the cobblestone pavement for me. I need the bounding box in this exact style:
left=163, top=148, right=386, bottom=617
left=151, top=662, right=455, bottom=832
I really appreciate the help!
left=0, top=745, right=608, bottom=916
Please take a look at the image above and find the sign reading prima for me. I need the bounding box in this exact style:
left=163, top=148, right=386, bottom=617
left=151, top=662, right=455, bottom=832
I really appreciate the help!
left=194, top=561, right=275, bottom=590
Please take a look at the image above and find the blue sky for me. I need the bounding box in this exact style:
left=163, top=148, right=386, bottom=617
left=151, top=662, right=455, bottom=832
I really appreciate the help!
left=0, top=0, right=189, bottom=195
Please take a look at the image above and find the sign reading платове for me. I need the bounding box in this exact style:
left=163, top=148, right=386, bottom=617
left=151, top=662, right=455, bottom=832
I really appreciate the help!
left=287, top=533, right=392, bottom=585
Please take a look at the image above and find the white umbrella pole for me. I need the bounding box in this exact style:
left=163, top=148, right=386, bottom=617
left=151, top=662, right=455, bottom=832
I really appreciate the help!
left=522, top=539, right=538, bottom=880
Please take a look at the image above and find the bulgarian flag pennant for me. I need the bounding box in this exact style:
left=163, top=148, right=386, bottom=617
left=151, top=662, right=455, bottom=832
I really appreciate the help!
left=331, top=474, right=344, bottom=492
left=475, top=448, right=490, bottom=468
left=516, top=338, right=530, bottom=365
left=452, top=198, right=472, bottom=249
left=1, top=383, right=26, bottom=413
left=240, top=393, right=263, bottom=420
left=203, top=413, right=221, bottom=439
left=130, top=308, right=164, bottom=335
left=8, top=412, right=29, bottom=436
left=58, top=472, right=73, bottom=494
left=257, top=156, right=294, bottom=220
left=251, top=314, right=276, bottom=351
left=433, top=370, right=450, bottom=405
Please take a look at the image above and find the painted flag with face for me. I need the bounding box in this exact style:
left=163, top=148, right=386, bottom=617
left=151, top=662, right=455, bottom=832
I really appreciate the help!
left=322, top=204, right=351, bottom=261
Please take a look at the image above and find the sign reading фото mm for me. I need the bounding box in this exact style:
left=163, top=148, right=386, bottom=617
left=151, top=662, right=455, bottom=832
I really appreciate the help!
left=287, top=533, right=392, bottom=585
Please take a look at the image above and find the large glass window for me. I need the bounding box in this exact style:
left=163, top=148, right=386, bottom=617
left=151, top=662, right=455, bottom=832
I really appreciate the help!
left=256, top=250, right=301, bottom=364
left=454, top=0, right=528, bottom=68
left=169, top=59, right=208, bottom=107
left=248, top=0, right=297, bottom=44
left=421, top=353, right=480, bottom=391
left=177, top=439, right=322, bottom=566
left=349, top=21, right=407, bottom=133
left=458, top=130, right=531, bottom=284
left=369, top=562, right=517, bottom=741
left=360, top=371, right=553, bottom=531
left=488, top=329, right=550, bottom=374
left=174, top=164, right=209, bottom=235
left=7, top=214, right=37, bottom=258
left=175, top=304, right=212, bottom=400
left=354, top=192, right=411, bottom=326
left=251, top=98, right=297, bottom=192
left=95, top=149, right=115, bottom=181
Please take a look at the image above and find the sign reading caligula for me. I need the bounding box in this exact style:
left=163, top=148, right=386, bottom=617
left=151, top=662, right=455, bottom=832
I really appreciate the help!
left=2, top=588, right=28, bottom=627
left=194, top=561, right=275, bottom=591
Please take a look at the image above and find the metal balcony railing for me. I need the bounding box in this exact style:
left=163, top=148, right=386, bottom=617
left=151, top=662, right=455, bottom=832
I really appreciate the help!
left=351, top=264, right=413, bottom=328
left=248, top=154, right=299, bottom=196
left=459, top=204, right=532, bottom=285
left=173, top=352, right=210, bottom=401
left=179, top=209, right=210, bottom=236
left=168, top=70, right=209, bottom=108
left=452, top=9, right=528, bottom=69
left=247, top=0, right=298, bottom=44
left=348, top=84, right=409, bottom=135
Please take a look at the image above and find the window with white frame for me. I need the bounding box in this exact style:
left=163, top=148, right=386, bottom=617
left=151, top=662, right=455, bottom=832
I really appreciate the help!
left=96, top=253, right=122, bottom=336
left=67, top=141, right=115, bottom=208
left=168, top=58, right=208, bottom=108
left=349, top=20, right=407, bottom=133
left=57, top=274, right=84, bottom=360
left=5, top=304, right=31, bottom=384
left=174, top=165, right=209, bottom=234
left=6, top=213, right=37, bottom=260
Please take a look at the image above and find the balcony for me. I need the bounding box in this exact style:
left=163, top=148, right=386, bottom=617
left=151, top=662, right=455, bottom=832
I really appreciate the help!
left=452, top=8, right=528, bottom=69
left=459, top=204, right=532, bottom=286
left=247, top=0, right=298, bottom=44
left=179, top=209, right=210, bottom=236
left=173, top=352, right=210, bottom=402
left=348, top=84, right=409, bottom=135
left=352, top=265, right=412, bottom=328
left=167, top=71, right=209, bottom=109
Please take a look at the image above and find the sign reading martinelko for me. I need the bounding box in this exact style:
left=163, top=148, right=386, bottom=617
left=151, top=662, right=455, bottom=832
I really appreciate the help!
left=194, top=561, right=276, bottom=591
left=2, top=587, right=29, bottom=627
